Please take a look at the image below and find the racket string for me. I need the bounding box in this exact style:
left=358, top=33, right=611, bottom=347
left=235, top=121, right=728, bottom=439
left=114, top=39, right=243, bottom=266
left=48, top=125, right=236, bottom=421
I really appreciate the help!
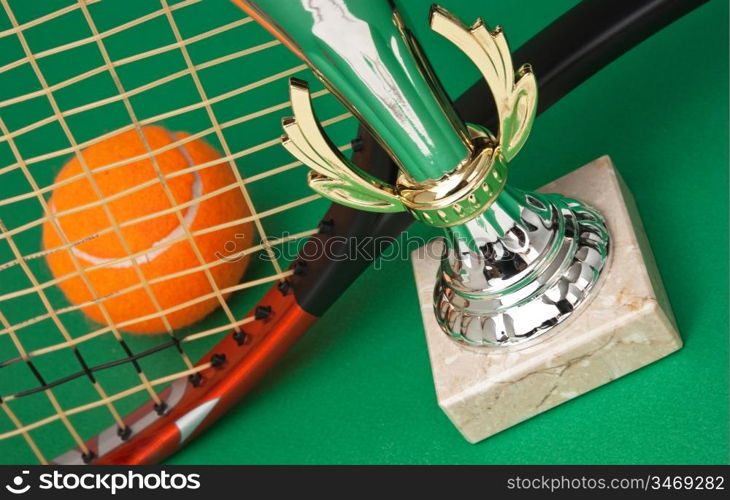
left=2, top=0, right=175, bottom=428
left=77, top=0, right=230, bottom=371
left=0, top=0, right=104, bottom=39
left=0, top=215, right=319, bottom=314
left=0, top=361, right=213, bottom=442
left=0, top=34, right=303, bottom=174
left=0, top=270, right=112, bottom=459
left=159, top=0, right=287, bottom=311
left=0, top=398, right=47, bottom=464
left=0, top=0, right=355, bottom=462
left=0, top=54, right=306, bottom=171
left=0, top=136, right=140, bottom=449
left=0, top=0, right=209, bottom=82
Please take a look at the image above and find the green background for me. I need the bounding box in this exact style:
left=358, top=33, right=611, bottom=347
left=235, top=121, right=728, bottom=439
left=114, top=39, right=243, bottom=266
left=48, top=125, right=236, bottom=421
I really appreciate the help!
left=169, top=0, right=728, bottom=465
left=0, top=0, right=726, bottom=464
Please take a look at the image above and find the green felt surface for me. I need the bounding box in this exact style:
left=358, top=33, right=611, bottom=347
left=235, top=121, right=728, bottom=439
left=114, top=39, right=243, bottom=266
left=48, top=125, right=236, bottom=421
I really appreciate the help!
left=0, top=0, right=727, bottom=464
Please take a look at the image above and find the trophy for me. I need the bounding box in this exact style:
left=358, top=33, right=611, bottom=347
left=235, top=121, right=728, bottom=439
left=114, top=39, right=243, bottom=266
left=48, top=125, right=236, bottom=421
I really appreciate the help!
left=239, top=0, right=682, bottom=442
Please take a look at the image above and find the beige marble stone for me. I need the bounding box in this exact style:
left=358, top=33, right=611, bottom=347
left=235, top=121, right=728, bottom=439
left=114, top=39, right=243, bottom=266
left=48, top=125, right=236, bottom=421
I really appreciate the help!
left=411, top=156, right=682, bottom=443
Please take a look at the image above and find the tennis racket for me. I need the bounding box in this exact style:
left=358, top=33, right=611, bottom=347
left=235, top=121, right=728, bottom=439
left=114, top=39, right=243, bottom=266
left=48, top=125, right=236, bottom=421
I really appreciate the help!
left=0, top=0, right=707, bottom=465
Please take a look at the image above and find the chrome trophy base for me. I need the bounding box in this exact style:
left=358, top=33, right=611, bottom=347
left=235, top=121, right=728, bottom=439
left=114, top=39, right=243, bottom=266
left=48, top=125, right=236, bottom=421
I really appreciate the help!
left=434, top=186, right=610, bottom=347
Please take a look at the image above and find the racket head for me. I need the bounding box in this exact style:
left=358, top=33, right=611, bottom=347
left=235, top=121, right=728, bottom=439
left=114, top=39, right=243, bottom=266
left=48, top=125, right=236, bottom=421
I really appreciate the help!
left=0, top=0, right=367, bottom=464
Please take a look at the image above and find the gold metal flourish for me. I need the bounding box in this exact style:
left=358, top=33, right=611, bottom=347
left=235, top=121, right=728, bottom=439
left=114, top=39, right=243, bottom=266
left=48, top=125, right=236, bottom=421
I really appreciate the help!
left=429, top=5, right=537, bottom=162
left=282, top=78, right=404, bottom=213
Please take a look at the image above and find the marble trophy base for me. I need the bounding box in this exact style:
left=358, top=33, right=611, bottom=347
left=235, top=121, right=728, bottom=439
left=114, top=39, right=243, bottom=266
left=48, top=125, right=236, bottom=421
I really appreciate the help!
left=411, top=156, right=682, bottom=443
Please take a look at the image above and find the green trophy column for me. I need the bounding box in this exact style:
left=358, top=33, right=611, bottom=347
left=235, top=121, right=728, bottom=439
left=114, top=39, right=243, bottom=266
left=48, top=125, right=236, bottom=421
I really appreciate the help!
left=237, top=0, right=471, bottom=182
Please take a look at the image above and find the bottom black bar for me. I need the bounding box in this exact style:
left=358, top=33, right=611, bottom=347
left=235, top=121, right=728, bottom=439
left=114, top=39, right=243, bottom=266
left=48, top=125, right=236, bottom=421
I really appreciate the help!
left=0, top=465, right=727, bottom=498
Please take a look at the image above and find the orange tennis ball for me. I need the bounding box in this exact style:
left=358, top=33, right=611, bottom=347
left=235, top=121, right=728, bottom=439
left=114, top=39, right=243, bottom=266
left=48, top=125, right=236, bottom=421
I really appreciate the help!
left=43, top=126, right=253, bottom=334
